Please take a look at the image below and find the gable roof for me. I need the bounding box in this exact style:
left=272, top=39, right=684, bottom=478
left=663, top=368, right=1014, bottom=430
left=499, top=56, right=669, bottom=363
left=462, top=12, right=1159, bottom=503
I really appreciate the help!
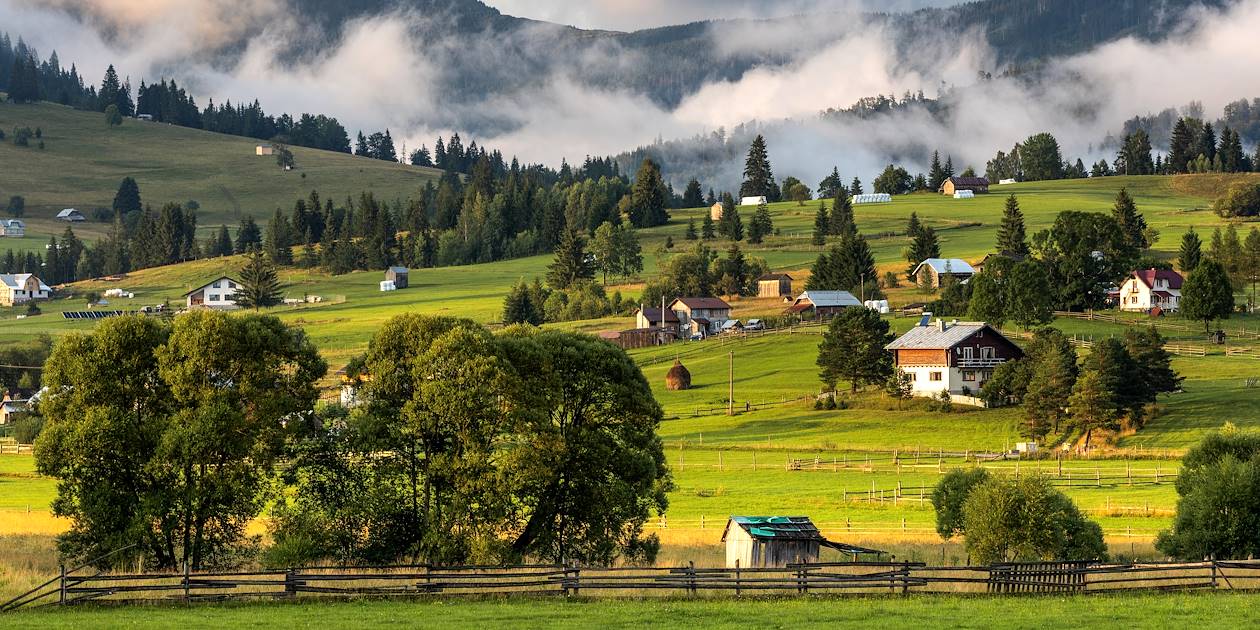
left=1132, top=269, right=1183, bottom=291
left=636, top=307, right=679, bottom=324
left=758, top=273, right=793, bottom=282
left=671, top=297, right=731, bottom=311
left=913, top=258, right=976, bottom=276
left=945, top=177, right=990, bottom=187
left=0, top=219, right=23, bottom=227
left=56, top=209, right=83, bottom=218
left=794, top=290, right=861, bottom=308
left=885, top=321, right=1003, bottom=350
left=0, top=274, right=50, bottom=291
left=387, top=266, right=409, bottom=274
left=183, top=276, right=240, bottom=297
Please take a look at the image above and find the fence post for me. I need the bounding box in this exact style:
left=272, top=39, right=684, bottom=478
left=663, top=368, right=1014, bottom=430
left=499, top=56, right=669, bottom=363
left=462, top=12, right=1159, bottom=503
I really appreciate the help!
left=58, top=564, right=66, bottom=606
left=735, top=559, right=742, bottom=597
left=572, top=562, right=581, bottom=598
left=1211, top=560, right=1218, bottom=589
left=688, top=561, right=697, bottom=596
left=182, top=559, right=190, bottom=603
left=285, top=568, right=298, bottom=598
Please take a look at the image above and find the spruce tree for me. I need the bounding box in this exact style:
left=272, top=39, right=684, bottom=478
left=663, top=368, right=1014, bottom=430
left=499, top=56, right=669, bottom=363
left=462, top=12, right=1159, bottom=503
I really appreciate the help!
left=1168, top=117, right=1194, bottom=173
left=811, top=201, right=829, bottom=246
left=503, top=280, right=542, bottom=325
left=682, top=179, right=704, bottom=208
left=928, top=150, right=945, bottom=191
left=747, top=202, right=772, bottom=244
left=1112, top=188, right=1149, bottom=251
left=236, top=249, right=283, bottom=310
left=701, top=211, right=716, bottom=240
left=906, top=225, right=940, bottom=281
left=739, top=135, right=775, bottom=201
left=112, top=177, right=142, bottom=219
left=546, top=230, right=594, bottom=290
left=685, top=218, right=698, bottom=241
left=1197, top=122, right=1217, bottom=163
left=850, top=177, right=864, bottom=196
left=996, top=194, right=1029, bottom=258
left=829, top=188, right=855, bottom=237
left=629, top=159, right=669, bottom=227
left=1179, top=228, right=1202, bottom=273
left=235, top=216, right=262, bottom=254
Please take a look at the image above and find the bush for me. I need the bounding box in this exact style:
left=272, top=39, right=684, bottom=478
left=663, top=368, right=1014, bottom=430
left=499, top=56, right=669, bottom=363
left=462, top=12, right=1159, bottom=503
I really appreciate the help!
left=931, top=468, right=990, bottom=539
left=962, top=475, right=1106, bottom=564
left=11, top=413, right=45, bottom=444
left=1213, top=183, right=1260, bottom=218
left=1157, top=424, right=1260, bottom=560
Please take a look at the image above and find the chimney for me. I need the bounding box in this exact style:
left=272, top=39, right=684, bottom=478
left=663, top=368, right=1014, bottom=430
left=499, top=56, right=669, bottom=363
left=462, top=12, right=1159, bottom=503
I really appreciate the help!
left=936, top=319, right=946, bottom=332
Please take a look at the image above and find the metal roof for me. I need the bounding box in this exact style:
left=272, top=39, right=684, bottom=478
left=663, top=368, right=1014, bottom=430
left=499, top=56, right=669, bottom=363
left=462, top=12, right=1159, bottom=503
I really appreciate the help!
left=672, top=297, right=732, bottom=311
left=913, top=258, right=976, bottom=276
left=0, top=274, right=51, bottom=291
left=794, top=290, right=861, bottom=308
left=387, top=266, right=409, bottom=274
left=723, top=516, right=823, bottom=541
left=758, top=273, right=793, bottom=281
left=885, top=321, right=990, bottom=350
left=1133, top=269, right=1183, bottom=290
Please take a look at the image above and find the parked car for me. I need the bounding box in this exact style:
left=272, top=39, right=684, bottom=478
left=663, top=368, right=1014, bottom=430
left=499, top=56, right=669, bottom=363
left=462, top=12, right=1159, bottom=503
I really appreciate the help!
left=689, top=332, right=705, bottom=341
left=745, top=319, right=765, bottom=331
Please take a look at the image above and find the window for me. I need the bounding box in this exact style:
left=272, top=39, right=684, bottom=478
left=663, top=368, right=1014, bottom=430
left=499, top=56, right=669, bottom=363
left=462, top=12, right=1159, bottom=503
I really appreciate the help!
left=963, top=371, right=976, bottom=382
left=209, top=294, right=220, bottom=301
left=215, top=281, right=223, bottom=289
left=961, top=347, right=974, bottom=360
left=228, top=281, right=237, bottom=289
left=930, top=372, right=943, bottom=382
left=981, top=347, right=996, bottom=360
left=908, top=372, right=917, bottom=381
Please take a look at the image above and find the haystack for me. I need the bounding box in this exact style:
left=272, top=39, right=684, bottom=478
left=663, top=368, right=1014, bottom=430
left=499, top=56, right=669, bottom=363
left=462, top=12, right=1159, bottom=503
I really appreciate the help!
left=665, top=360, right=692, bottom=391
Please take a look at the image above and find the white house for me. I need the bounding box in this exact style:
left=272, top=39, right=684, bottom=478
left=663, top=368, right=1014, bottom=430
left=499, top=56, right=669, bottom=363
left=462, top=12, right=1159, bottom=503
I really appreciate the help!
left=184, top=276, right=241, bottom=309
left=0, top=219, right=24, bottom=237
left=885, top=319, right=1024, bottom=398
left=56, top=209, right=86, bottom=222
left=739, top=196, right=768, bottom=207
left=669, top=297, right=732, bottom=337
left=1118, top=269, right=1184, bottom=313
left=0, top=274, right=51, bottom=306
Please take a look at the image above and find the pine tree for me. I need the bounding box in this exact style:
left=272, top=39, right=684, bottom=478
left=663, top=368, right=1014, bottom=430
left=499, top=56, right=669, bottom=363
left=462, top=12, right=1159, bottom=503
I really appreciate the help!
left=1197, top=122, right=1217, bottom=163
left=682, top=179, right=704, bottom=208
left=928, top=150, right=946, bottom=192
left=1168, top=117, right=1194, bottom=173
left=906, top=222, right=940, bottom=281
left=818, top=167, right=842, bottom=199
left=996, top=194, right=1029, bottom=258
left=1111, top=188, right=1149, bottom=251
left=112, top=177, right=142, bottom=219
left=850, top=177, right=864, bottom=196
left=503, top=280, right=542, bottom=325
left=235, top=216, right=262, bottom=254
left=739, top=135, right=776, bottom=201
left=943, top=155, right=955, bottom=179
left=685, top=218, right=698, bottom=241
left=629, top=159, right=669, bottom=227
left=811, top=201, right=829, bottom=246
left=264, top=208, right=294, bottom=265
left=1179, top=228, right=1202, bottom=273
left=829, top=188, right=855, bottom=237
left=748, top=202, right=773, bottom=244
left=236, top=249, right=283, bottom=310
left=546, top=230, right=594, bottom=290
left=701, top=211, right=716, bottom=240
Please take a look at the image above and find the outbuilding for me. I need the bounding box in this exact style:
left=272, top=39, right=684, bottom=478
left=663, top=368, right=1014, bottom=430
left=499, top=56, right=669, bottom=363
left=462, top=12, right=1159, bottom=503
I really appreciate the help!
left=385, top=266, right=410, bottom=289
left=939, top=177, right=990, bottom=195
left=756, top=273, right=793, bottom=299
left=710, top=202, right=725, bottom=221
left=256, top=144, right=275, bottom=156
left=722, top=516, right=884, bottom=568
left=785, top=290, right=861, bottom=320
left=912, top=258, right=975, bottom=288
left=0, top=219, right=24, bottom=238
left=56, top=209, right=86, bottom=222
left=739, top=196, right=768, bottom=207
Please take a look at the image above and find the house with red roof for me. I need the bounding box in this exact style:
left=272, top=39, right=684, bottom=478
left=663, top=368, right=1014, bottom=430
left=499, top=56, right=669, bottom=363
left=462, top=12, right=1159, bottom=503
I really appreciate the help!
left=1118, top=269, right=1184, bottom=313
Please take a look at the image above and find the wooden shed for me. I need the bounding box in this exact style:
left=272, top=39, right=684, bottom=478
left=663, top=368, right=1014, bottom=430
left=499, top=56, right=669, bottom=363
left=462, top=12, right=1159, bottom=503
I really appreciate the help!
left=722, top=516, right=885, bottom=568
left=385, top=266, right=410, bottom=289
left=756, top=273, right=793, bottom=298
left=710, top=202, right=725, bottom=221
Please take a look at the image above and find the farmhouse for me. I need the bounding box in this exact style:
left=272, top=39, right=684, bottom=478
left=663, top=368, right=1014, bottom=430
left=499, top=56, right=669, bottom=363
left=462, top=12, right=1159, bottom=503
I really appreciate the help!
left=385, top=266, right=410, bottom=289
left=0, top=390, right=32, bottom=425
left=710, top=202, right=725, bottom=221
left=1117, top=269, right=1184, bottom=313
left=973, top=252, right=1025, bottom=275
left=756, top=273, right=793, bottom=299
left=184, top=276, right=240, bottom=309
left=0, top=219, right=24, bottom=237
left=669, top=297, right=732, bottom=337
left=912, top=258, right=975, bottom=288
left=256, top=144, right=275, bottom=156
left=633, top=306, right=680, bottom=331
left=785, top=290, right=861, bottom=319
left=56, top=209, right=86, bottom=222
left=740, top=196, right=767, bottom=207
left=722, top=516, right=883, bottom=568
left=0, top=274, right=51, bottom=306
left=939, top=177, right=990, bottom=195
left=885, top=318, right=1024, bottom=397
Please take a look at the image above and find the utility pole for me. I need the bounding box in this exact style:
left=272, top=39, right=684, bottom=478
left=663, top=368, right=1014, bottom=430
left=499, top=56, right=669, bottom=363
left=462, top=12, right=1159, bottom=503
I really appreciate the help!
left=728, top=352, right=735, bottom=416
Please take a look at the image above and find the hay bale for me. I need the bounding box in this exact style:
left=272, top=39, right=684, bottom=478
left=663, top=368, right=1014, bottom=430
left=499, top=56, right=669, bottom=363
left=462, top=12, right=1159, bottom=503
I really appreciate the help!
left=666, top=360, right=691, bottom=391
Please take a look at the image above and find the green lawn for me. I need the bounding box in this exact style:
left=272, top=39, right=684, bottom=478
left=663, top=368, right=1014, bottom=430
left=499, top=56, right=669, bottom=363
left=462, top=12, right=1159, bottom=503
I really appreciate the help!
left=0, top=101, right=442, bottom=250
left=5, top=592, right=1260, bottom=629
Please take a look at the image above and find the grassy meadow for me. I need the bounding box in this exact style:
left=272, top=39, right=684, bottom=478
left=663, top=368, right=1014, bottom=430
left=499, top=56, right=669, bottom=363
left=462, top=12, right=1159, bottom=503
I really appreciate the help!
left=0, top=101, right=442, bottom=250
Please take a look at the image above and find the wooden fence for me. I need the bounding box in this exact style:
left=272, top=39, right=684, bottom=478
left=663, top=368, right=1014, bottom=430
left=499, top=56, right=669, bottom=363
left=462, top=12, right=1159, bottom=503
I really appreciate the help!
left=7, top=560, right=1260, bottom=611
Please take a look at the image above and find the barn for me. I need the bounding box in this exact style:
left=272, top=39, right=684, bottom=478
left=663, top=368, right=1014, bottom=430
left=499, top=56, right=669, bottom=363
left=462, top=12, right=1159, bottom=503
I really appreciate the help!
left=939, top=177, right=990, bottom=195
left=385, top=266, right=410, bottom=289
left=710, top=202, right=724, bottom=221
left=722, top=516, right=884, bottom=568
left=756, top=273, right=793, bottom=298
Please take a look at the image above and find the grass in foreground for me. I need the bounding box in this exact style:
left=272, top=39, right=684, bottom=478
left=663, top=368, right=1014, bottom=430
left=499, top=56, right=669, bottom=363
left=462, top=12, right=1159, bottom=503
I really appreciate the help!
left=4, top=592, right=1260, bottom=629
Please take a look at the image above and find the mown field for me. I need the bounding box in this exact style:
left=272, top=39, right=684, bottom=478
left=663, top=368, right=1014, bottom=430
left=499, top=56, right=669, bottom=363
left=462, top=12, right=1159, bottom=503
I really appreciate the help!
left=0, top=101, right=442, bottom=250
left=5, top=592, right=1260, bottom=629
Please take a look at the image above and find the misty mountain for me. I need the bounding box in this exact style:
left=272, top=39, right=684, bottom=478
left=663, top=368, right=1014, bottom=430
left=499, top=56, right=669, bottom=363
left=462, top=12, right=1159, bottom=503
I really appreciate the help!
left=286, top=0, right=1230, bottom=116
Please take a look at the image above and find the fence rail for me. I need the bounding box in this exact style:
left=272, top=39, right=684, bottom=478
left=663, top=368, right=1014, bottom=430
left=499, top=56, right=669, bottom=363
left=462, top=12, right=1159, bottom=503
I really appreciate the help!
left=8, top=559, right=1260, bottom=611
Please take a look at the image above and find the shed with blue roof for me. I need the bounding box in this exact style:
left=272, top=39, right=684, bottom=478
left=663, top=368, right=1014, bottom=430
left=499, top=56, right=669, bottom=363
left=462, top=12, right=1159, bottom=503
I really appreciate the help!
left=721, top=516, right=883, bottom=568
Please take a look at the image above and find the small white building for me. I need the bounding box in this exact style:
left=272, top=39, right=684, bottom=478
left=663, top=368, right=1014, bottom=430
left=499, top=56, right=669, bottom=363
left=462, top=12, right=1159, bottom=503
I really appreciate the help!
left=0, top=274, right=51, bottom=306
left=739, top=196, right=767, bottom=207
left=256, top=144, right=275, bottom=156
left=1118, top=269, right=1184, bottom=313
left=885, top=319, right=1024, bottom=398
left=0, top=219, right=24, bottom=237
left=56, top=209, right=86, bottom=222
left=184, top=276, right=240, bottom=309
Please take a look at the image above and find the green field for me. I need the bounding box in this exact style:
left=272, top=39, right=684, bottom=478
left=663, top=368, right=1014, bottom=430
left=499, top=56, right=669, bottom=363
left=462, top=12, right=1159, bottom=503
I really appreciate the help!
left=5, top=592, right=1259, bottom=629
left=0, top=101, right=442, bottom=250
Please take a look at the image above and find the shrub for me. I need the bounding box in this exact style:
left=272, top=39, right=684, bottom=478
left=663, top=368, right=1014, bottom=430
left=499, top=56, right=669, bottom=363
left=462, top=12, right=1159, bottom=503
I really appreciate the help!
left=11, top=413, right=45, bottom=444
left=962, top=475, right=1106, bottom=564
left=1213, top=183, right=1260, bottom=218
left=931, top=468, right=990, bottom=539
left=1157, top=424, right=1260, bottom=560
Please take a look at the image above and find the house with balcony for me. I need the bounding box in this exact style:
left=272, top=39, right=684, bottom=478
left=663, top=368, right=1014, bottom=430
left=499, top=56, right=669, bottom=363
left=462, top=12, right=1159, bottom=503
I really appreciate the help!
left=1117, top=269, right=1183, bottom=313
left=885, top=318, right=1023, bottom=398
left=669, top=297, right=732, bottom=337
left=184, top=276, right=241, bottom=309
